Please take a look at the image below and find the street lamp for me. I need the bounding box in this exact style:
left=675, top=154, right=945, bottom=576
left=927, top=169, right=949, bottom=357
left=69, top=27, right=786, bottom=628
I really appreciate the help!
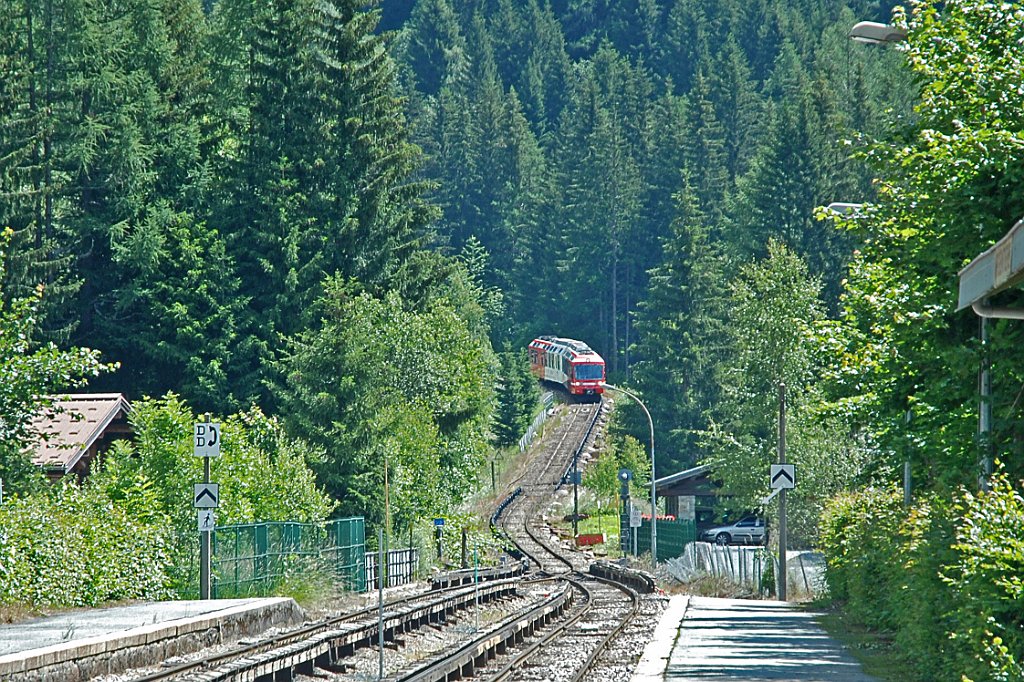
left=826, top=202, right=864, bottom=216
left=602, top=383, right=657, bottom=572
left=849, top=21, right=907, bottom=45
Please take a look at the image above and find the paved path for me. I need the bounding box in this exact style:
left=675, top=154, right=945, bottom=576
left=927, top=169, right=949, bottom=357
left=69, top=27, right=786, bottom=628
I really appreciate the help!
left=633, top=596, right=877, bottom=682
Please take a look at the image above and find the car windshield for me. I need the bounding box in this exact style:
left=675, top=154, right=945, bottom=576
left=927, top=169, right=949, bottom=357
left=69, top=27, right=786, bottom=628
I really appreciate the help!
left=574, top=364, right=603, bottom=380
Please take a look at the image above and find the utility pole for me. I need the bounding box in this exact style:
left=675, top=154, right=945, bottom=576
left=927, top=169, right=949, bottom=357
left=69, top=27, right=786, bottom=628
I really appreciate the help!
left=572, top=453, right=580, bottom=540
left=777, top=383, right=788, bottom=602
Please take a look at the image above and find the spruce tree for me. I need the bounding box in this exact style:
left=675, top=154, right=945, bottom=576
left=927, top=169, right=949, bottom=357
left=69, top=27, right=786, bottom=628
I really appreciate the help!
left=631, top=178, right=725, bottom=468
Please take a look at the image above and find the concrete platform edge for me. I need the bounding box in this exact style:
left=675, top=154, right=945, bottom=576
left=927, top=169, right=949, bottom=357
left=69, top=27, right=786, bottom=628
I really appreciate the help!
left=630, top=595, right=690, bottom=682
left=0, top=597, right=304, bottom=681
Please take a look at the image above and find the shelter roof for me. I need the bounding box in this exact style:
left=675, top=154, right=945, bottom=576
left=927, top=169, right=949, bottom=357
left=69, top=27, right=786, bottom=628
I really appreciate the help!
left=654, top=464, right=717, bottom=497
left=30, top=394, right=131, bottom=474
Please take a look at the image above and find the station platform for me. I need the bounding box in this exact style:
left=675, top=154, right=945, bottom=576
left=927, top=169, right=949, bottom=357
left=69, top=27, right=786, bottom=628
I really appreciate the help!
left=0, top=597, right=304, bottom=681
left=632, top=595, right=877, bottom=682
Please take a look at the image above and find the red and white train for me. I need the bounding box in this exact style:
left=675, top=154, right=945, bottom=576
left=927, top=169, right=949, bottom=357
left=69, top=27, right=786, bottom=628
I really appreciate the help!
left=528, top=336, right=606, bottom=400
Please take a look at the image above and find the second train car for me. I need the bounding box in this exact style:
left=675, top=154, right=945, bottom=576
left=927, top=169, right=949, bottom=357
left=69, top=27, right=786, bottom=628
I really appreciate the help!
left=528, top=336, right=606, bottom=400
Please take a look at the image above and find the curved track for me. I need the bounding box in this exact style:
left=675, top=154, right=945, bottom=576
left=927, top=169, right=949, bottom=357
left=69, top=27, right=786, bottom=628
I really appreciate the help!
left=387, top=401, right=647, bottom=682
left=117, top=400, right=659, bottom=682
left=484, top=402, right=642, bottom=682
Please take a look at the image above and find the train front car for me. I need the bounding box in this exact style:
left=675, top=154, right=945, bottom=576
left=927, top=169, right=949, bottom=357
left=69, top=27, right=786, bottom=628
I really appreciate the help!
left=528, top=336, right=605, bottom=401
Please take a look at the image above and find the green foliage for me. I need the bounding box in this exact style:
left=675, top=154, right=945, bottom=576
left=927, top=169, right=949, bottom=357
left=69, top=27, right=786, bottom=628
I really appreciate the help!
left=947, top=473, right=1024, bottom=681
left=0, top=394, right=336, bottom=608
left=91, top=394, right=336, bottom=539
left=279, top=282, right=495, bottom=532
left=819, top=487, right=907, bottom=630
left=630, top=180, right=725, bottom=469
left=102, top=208, right=244, bottom=411
left=584, top=433, right=651, bottom=508
left=895, top=495, right=958, bottom=681
left=0, top=233, right=115, bottom=496
left=0, top=483, right=173, bottom=607
left=820, top=475, right=1024, bottom=682
left=493, top=346, right=540, bottom=447
left=701, top=241, right=867, bottom=543
left=828, top=0, right=1024, bottom=490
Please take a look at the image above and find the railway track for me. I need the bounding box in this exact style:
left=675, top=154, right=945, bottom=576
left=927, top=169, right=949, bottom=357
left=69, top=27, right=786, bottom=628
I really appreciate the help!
left=381, top=400, right=660, bottom=682
left=111, top=399, right=665, bottom=682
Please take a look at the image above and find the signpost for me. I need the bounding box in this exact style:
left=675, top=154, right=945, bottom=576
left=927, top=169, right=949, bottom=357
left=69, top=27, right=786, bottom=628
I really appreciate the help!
left=618, top=469, right=632, bottom=556
left=776, top=385, right=788, bottom=601
left=629, top=504, right=642, bottom=557
left=194, top=421, right=221, bottom=600
left=572, top=454, right=580, bottom=540
left=434, top=518, right=445, bottom=560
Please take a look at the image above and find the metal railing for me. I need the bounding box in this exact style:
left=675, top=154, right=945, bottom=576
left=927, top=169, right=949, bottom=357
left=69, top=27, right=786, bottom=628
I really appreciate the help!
left=212, top=517, right=366, bottom=597
left=364, top=547, right=420, bottom=590
left=518, top=393, right=555, bottom=452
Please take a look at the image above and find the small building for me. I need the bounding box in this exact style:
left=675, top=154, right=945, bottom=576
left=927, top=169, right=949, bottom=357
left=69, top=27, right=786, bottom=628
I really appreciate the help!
left=655, top=464, right=720, bottom=532
left=30, top=394, right=132, bottom=480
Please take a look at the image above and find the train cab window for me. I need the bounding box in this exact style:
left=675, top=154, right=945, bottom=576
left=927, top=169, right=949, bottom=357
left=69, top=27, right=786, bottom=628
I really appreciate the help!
left=575, top=364, right=603, bottom=380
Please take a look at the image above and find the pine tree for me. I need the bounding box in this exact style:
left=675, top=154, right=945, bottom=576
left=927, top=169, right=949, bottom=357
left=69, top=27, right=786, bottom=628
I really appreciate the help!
left=556, top=79, right=643, bottom=373
left=493, top=344, right=540, bottom=447
left=403, top=0, right=465, bottom=96
left=312, top=0, right=442, bottom=302
left=681, top=71, right=729, bottom=225
left=631, top=178, right=726, bottom=468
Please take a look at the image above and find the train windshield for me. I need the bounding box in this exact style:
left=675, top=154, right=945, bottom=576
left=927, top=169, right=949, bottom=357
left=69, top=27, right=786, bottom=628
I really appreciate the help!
left=574, top=364, right=603, bottom=380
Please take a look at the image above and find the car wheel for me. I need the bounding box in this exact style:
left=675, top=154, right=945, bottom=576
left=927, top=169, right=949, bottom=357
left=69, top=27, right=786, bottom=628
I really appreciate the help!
left=715, top=532, right=730, bottom=546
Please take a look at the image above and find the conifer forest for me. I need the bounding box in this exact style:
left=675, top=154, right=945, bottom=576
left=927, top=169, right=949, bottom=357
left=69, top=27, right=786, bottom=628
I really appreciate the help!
left=2, top=0, right=1024, bottom=677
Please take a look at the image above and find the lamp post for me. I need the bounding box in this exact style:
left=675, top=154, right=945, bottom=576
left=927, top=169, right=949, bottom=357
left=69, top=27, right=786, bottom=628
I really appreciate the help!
left=848, top=21, right=907, bottom=45
left=602, top=383, right=657, bottom=572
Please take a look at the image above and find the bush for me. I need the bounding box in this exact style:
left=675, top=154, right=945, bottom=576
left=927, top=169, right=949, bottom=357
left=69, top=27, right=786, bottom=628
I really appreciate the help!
left=0, top=484, right=172, bottom=607
left=947, top=473, right=1024, bottom=682
left=820, top=476, right=1024, bottom=682
left=892, top=495, right=957, bottom=681
left=819, top=486, right=905, bottom=630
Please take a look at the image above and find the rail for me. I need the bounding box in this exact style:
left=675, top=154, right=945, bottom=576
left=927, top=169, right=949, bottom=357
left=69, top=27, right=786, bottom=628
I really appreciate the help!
left=558, top=400, right=603, bottom=488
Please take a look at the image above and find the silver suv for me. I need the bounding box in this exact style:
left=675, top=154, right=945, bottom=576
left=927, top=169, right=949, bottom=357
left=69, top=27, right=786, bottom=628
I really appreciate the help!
left=700, top=517, right=766, bottom=546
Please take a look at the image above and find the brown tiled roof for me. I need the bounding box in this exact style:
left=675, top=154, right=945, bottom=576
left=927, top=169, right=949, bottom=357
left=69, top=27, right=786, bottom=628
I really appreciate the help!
left=30, top=394, right=131, bottom=473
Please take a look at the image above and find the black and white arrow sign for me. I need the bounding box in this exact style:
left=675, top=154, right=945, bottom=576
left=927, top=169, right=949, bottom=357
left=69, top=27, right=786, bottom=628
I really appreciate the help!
left=193, top=483, right=220, bottom=508
left=770, top=464, right=796, bottom=490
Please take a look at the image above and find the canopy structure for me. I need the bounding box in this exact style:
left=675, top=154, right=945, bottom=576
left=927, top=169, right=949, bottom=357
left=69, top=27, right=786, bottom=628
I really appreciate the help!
left=958, top=217, right=1024, bottom=312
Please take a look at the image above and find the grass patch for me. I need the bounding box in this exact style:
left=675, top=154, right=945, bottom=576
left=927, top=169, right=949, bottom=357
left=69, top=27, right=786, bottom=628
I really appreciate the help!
left=550, top=507, right=623, bottom=557
left=576, top=510, right=619, bottom=541
left=0, top=604, right=48, bottom=624
left=815, top=607, right=904, bottom=681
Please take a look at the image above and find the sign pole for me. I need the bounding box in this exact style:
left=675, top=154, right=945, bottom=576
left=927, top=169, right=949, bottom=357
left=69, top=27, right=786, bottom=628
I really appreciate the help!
left=200, top=454, right=211, bottom=599
left=777, top=383, right=788, bottom=602
left=572, top=454, right=579, bottom=541
left=378, top=529, right=385, bottom=681
left=194, top=416, right=220, bottom=600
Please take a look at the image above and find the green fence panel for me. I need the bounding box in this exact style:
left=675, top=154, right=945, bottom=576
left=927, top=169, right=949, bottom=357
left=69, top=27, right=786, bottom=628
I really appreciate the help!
left=621, top=517, right=697, bottom=562
left=212, top=517, right=365, bottom=598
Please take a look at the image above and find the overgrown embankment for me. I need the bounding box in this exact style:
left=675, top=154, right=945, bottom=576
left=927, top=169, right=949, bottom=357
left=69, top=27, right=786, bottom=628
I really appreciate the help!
left=819, top=474, right=1024, bottom=682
